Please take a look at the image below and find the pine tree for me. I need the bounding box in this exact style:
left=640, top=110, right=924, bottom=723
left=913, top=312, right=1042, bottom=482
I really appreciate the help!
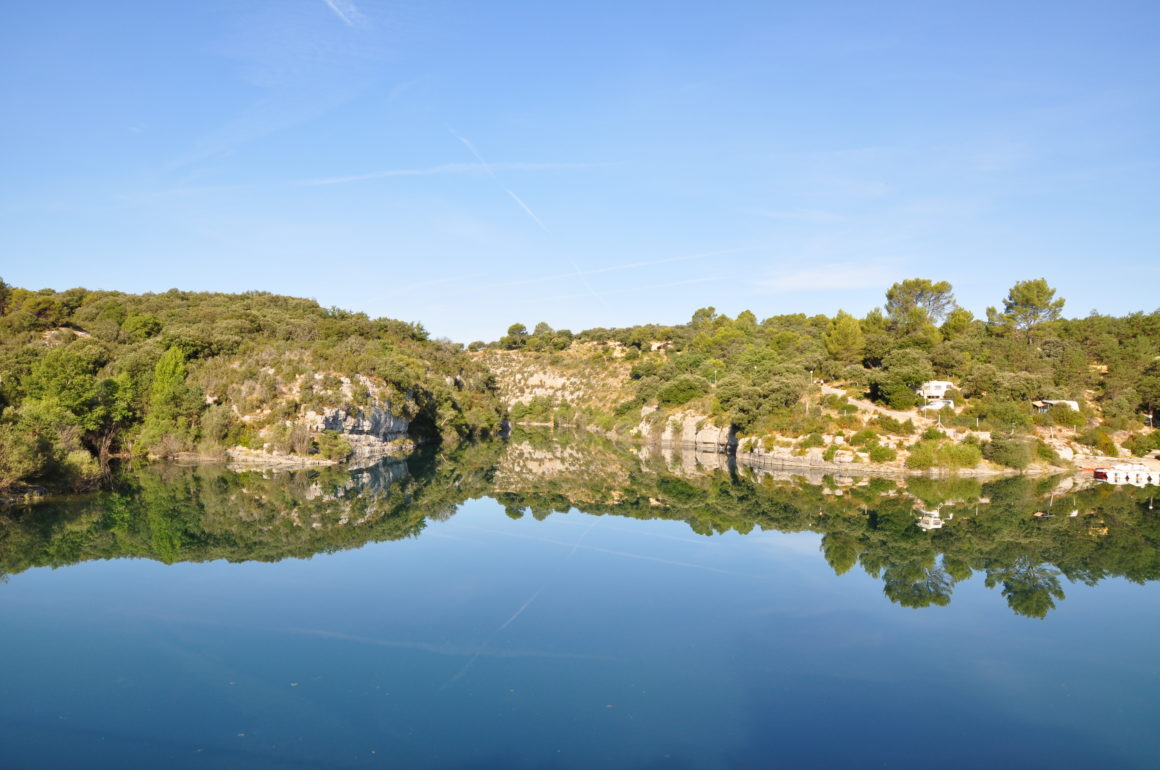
left=823, top=310, right=865, bottom=363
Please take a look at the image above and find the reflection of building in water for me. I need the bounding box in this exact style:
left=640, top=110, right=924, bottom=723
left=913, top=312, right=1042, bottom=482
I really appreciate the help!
left=1093, top=464, right=1159, bottom=487
left=916, top=508, right=953, bottom=531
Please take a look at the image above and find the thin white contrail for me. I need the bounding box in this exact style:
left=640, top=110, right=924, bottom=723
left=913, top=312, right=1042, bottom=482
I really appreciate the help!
left=498, top=588, right=543, bottom=630
left=321, top=0, right=361, bottom=26
left=442, top=586, right=547, bottom=688
left=504, top=188, right=551, bottom=233
left=449, top=128, right=553, bottom=232
left=450, top=129, right=497, bottom=178
left=448, top=126, right=610, bottom=307
left=568, top=518, right=599, bottom=559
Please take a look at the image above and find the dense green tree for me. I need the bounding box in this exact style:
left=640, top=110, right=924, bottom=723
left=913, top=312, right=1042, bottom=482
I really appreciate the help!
left=939, top=307, right=975, bottom=340
left=885, top=278, right=956, bottom=325
left=500, top=323, right=529, bottom=350
left=987, top=278, right=1065, bottom=341
left=870, top=349, right=934, bottom=409
left=657, top=375, right=710, bottom=406
left=0, top=422, right=54, bottom=488
left=1138, top=361, right=1160, bottom=414
left=823, top=310, right=865, bottom=363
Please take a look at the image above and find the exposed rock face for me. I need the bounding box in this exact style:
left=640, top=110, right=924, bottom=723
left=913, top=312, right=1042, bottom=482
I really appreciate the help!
left=226, top=404, right=413, bottom=469
left=635, top=410, right=737, bottom=452
left=472, top=346, right=636, bottom=412
left=304, top=405, right=409, bottom=441
left=304, top=405, right=412, bottom=465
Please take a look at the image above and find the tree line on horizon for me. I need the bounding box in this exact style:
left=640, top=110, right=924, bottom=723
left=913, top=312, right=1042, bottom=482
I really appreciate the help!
left=492, top=278, right=1160, bottom=461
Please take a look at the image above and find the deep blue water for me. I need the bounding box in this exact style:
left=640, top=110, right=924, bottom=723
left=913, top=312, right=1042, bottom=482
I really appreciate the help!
left=3, top=494, right=1159, bottom=769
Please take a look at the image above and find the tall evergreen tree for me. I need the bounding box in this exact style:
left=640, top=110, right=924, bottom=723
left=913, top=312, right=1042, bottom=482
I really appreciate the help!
left=823, top=310, right=865, bottom=363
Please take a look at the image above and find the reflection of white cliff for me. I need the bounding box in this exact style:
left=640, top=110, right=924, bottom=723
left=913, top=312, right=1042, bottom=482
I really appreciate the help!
left=303, top=457, right=409, bottom=502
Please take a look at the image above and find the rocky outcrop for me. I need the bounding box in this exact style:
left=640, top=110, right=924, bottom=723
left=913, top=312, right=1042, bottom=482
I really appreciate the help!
left=303, top=405, right=413, bottom=465
left=634, top=409, right=737, bottom=453
left=303, top=405, right=409, bottom=440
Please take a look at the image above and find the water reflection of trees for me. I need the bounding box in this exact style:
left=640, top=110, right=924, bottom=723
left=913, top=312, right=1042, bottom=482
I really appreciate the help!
left=2, top=431, right=1157, bottom=618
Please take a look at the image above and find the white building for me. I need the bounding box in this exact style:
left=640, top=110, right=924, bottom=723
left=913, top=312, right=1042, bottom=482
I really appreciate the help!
left=917, top=380, right=954, bottom=400
left=1094, top=464, right=1159, bottom=487
left=1032, top=399, right=1080, bottom=413
left=916, top=508, right=953, bottom=530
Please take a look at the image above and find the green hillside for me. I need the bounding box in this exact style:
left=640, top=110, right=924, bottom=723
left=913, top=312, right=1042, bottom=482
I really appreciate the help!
left=0, top=280, right=503, bottom=492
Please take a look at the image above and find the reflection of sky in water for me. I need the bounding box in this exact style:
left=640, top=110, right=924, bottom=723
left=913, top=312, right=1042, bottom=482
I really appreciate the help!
left=2, top=498, right=1159, bottom=768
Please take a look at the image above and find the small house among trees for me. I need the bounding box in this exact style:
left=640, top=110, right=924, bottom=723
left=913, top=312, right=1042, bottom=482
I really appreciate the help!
left=917, top=380, right=954, bottom=400
left=1032, top=399, right=1079, bottom=413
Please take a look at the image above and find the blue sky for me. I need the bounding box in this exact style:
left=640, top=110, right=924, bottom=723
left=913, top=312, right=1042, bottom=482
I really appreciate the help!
left=2, top=1, right=1157, bottom=342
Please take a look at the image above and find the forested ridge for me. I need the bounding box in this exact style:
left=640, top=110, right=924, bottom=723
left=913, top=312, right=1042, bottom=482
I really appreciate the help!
left=489, top=278, right=1160, bottom=469
left=2, top=276, right=1159, bottom=495
left=0, top=280, right=503, bottom=493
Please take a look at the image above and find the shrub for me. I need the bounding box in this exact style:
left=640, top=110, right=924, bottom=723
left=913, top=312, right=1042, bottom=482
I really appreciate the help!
left=1047, top=403, right=1086, bottom=429
left=873, top=415, right=915, bottom=435
left=967, top=398, right=1032, bottom=432
left=821, top=393, right=852, bottom=412
left=0, top=420, right=54, bottom=488
left=1124, top=431, right=1160, bottom=457
left=313, top=430, right=352, bottom=461
left=905, top=442, right=938, bottom=469
left=799, top=433, right=825, bottom=448
left=868, top=445, right=897, bottom=463
left=941, top=443, right=983, bottom=469
left=905, top=440, right=982, bottom=470
left=983, top=435, right=1033, bottom=469
left=1077, top=427, right=1119, bottom=457
left=657, top=375, right=709, bottom=406
left=1036, top=440, right=1061, bottom=464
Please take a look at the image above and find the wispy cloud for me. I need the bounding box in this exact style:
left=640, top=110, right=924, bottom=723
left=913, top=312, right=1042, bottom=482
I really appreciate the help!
left=383, top=248, right=745, bottom=299
left=321, top=0, right=364, bottom=27
left=484, top=248, right=752, bottom=289
left=760, top=259, right=901, bottom=292
left=751, top=208, right=851, bottom=224
left=541, top=276, right=723, bottom=303
left=299, top=161, right=615, bottom=186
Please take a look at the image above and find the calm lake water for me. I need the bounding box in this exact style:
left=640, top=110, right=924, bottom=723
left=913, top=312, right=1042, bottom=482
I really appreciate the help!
left=2, top=435, right=1159, bottom=768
